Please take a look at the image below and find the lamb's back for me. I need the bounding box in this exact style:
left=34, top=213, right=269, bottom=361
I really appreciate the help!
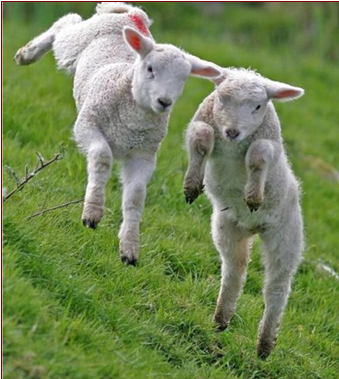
left=73, top=35, right=134, bottom=109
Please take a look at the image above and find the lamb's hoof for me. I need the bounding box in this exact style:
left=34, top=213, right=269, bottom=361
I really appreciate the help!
left=119, top=240, right=139, bottom=267
left=121, top=254, right=137, bottom=266
left=14, top=46, right=34, bottom=66
left=244, top=195, right=263, bottom=213
left=82, top=218, right=98, bottom=229
left=248, top=204, right=260, bottom=213
left=257, top=338, right=275, bottom=360
left=213, top=313, right=229, bottom=332
left=81, top=206, right=104, bottom=229
left=184, top=182, right=204, bottom=204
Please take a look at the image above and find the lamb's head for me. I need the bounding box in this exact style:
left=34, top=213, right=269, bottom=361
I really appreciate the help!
left=213, top=69, right=304, bottom=142
left=124, top=27, right=221, bottom=114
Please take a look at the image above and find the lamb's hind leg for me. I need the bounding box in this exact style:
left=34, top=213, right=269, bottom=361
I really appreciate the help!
left=14, top=13, right=82, bottom=65
left=258, top=213, right=303, bottom=359
left=212, top=213, right=252, bottom=330
left=119, top=154, right=156, bottom=266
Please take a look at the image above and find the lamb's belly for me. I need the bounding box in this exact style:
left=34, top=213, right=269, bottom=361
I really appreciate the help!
left=205, top=164, right=269, bottom=232
left=205, top=158, right=248, bottom=203
left=215, top=190, right=271, bottom=232
left=225, top=200, right=268, bottom=232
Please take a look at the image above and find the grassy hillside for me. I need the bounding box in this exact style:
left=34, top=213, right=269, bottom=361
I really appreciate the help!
left=3, top=3, right=339, bottom=379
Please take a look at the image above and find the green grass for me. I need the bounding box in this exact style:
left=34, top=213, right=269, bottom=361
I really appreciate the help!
left=3, top=3, right=339, bottom=379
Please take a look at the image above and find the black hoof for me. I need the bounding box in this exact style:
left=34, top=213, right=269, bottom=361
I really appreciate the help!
left=257, top=348, right=271, bottom=360
left=213, top=315, right=229, bottom=332
left=121, top=255, right=137, bottom=266
left=82, top=219, right=98, bottom=229
left=216, top=323, right=228, bottom=332
left=185, top=195, right=195, bottom=205
left=184, top=188, right=203, bottom=204
left=257, top=339, right=275, bottom=360
left=244, top=199, right=261, bottom=213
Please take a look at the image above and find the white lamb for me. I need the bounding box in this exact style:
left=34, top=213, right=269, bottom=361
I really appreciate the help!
left=15, top=2, right=221, bottom=265
left=183, top=68, right=304, bottom=358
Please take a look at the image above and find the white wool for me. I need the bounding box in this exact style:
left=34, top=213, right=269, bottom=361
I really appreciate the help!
left=14, top=2, right=221, bottom=265
left=184, top=68, right=305, bottom=358
left=95, top=2, right=134, bottom=14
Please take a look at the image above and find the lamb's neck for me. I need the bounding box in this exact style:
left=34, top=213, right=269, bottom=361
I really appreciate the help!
left=251, top=106, right=282, bottom=143
left=117, top=70, right=168, bottom=129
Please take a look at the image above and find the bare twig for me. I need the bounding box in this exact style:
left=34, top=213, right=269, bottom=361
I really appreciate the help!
left=3, top=150, right=64, bottom=203
left=5, top=165, right=20, bottom=186
left=25, top=164, right=29, bottom=180
left=27, top=199, right=84, bottom=220
left=35, top=151, right=45, bottom=170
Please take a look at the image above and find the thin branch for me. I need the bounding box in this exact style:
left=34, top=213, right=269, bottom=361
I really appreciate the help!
left=25, top=164, right=29, bottom=180
left=27, top=199, right=84, bottom=220
left=5, top=165, right=20, bottom=186
left=35, top=151, right=45, bottom=170
left=3, top=151, right=64, bottom=203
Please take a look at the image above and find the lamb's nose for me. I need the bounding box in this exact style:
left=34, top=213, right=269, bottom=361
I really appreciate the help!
left=226, top=129, right=240, bottom=139
left=158, top=98, right=172, bottom=109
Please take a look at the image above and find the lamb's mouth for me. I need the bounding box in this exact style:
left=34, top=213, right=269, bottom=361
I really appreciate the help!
left=153, top=104, right=172, bottom=114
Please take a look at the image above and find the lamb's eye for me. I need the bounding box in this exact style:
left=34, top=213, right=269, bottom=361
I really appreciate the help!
left=255, top=105, right=261, bottom=111
left=147, top=65, right=153, bottom=74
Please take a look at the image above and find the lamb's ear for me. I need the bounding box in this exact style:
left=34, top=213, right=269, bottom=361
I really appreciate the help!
left=211, top=74, right=226, bottom=86
left=186, top=54, right=222, bottom=79
left=123, top=26, right=154, bottom=58
left=265, top=80, right=305, bottom=102
left=209, top=68, right=230, bottom=86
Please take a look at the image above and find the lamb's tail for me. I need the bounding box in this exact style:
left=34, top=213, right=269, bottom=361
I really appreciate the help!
left=14, top=13, right=82, bottom=66
left=95, top=2, right=135, bottom=14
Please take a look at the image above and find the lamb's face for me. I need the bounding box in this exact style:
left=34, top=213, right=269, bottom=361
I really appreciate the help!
left=133, top=48, right=191, bottom=114
left=124, top=27, right=221, bottom=114
left=213, top=78, right=269, bottom=142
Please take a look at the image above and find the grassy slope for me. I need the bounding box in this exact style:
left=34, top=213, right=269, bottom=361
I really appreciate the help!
left=3, top=4, right=339, bottom=379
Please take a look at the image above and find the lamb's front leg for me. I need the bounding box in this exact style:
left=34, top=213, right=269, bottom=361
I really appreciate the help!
left=119, top=154, right=156, bottom=266
left=82, top=136, right=113, bottom=229
left=74, top=118, right=114, bottom=229
left=244, top=139, right=279, bottom=212
left=184, top=121, right=214, bottom=204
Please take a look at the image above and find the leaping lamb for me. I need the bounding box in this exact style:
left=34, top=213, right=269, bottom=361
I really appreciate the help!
left=15, top=2, right=221, bottom=265
left=184, top=68, right=304, bottom=358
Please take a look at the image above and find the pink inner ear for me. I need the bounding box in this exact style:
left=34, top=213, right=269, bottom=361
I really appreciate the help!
left=192, top=66, right=219, bottom=78
left=275, top=89, right=298, bottom=99
left=129, top=14, right=150, bottom=36
left=129, top=34, right=141, bottom=51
